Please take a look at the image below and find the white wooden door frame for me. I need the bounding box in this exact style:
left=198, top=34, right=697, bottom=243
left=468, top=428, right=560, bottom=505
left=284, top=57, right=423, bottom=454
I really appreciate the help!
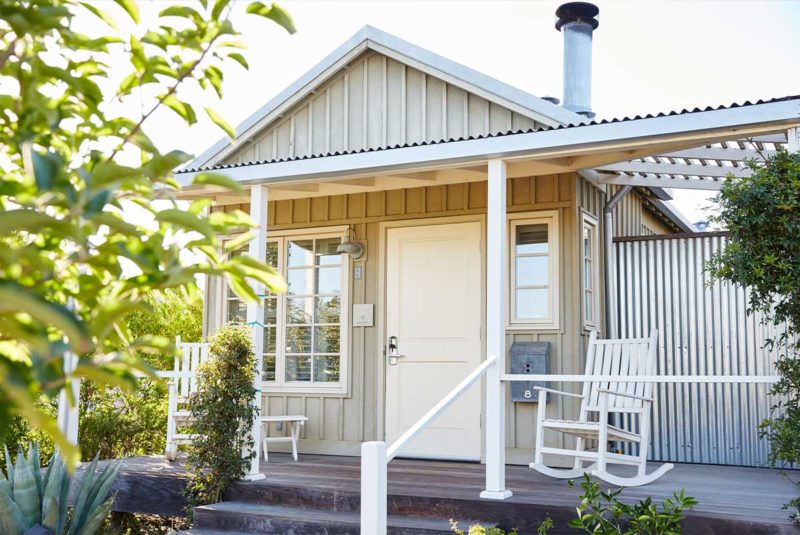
left=376, top=215, right=486, bottom=454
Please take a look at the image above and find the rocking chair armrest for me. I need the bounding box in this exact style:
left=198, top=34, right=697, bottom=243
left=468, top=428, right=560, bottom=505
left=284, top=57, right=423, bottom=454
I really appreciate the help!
left=596, top=388, right=653, bottom=402
left=532, top=386, right=584, bottom=399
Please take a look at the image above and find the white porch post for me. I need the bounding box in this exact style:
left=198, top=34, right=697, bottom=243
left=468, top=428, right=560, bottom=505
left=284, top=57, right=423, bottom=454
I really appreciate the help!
left=481, top=159, right=512, bottom=500
left=789, top=127, right=799, bottom=153
left=246, top=184, right=268, bottom=480
left=56, top=350, right=79, bottom=446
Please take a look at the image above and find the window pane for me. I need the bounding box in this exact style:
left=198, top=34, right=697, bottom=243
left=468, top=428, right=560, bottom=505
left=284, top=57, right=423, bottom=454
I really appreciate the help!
left=264, top=297, right=278, bottom=325
left=584, top=259, right=593, bottom=289
left=286, top=355, right=311, bottom=382
left=315, top=296, right=341, bottom=324
left=314, top=325, right=340, bottom=353
left=263, top=326, right=277, bottom=353
left=285, top=326, right=312, bottom=353
left=288, top=239, right=314, bottom=267
left=266, top=241, right=279, bottom=267
left=316, top=238, right=341, bottom=266
left=287, top=297, right=313, bottom=324
left=317, top=266, right=341, bottom=295
left=516, top=288, right=549, bottom=319
left=263, top=355, right=276, bottom=381
left=584, top=292, right=593, bottom=322
left=583, top=227, right=592, bottom=258
left=227, top=299, right=246, bottom=323
left=314, top=356, right=340, bottom=382
left=287, top=268, right=313, bottom=295
left=515, top=224, right=548, bottom=254
left=516, top=256, right=548, bottom=286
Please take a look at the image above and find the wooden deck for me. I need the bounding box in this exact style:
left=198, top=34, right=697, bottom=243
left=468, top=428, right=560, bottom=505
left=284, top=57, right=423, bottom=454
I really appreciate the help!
left=108, top=453, right=797, bottom=533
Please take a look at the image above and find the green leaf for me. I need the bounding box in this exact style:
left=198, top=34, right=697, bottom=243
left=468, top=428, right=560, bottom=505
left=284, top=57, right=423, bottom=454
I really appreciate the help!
left=163, top=94, right=197, bottom=125
left=79, top=2, right=118, bottom=29
left=245, top=1, right=296, bottom=33
left=192, top=171, right=243, bottom=192
left=113, top=0, right=139, bottom=23
left=0, top=280, right=91, bottom=353
left=0, top=209, right=72, bottom=236
left=32, top=151, right=60, bottom=191
left=156, top=209, right=215, bottom=239
left=212, top=0, right=232, bottom=20
left=141, top=150, right=191, bottom=179
left=227, top=52, right=248, bottom=69
left=13, top=452, right=39, bottom=527
left=204, top=107, right=235, bottom=139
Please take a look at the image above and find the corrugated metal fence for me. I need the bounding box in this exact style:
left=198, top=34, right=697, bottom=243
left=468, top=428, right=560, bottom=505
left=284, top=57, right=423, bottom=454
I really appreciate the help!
left=614, top=233, right=783, bottom=467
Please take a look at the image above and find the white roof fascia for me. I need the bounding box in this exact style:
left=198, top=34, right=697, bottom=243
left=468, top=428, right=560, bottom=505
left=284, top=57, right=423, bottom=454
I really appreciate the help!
left=177, top=98, right=800, bottom=187
left=184, top=25, right=582, bottom=171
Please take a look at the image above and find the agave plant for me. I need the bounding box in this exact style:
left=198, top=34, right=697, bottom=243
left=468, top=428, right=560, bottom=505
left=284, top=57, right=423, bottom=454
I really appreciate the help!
left=0, top=443, right=121, bottom=535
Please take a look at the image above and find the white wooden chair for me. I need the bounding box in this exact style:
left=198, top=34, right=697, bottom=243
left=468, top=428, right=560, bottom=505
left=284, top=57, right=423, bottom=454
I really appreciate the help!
left=530, top=329, right=673, bottom=487
left=165, top=337, right=210, bottom=461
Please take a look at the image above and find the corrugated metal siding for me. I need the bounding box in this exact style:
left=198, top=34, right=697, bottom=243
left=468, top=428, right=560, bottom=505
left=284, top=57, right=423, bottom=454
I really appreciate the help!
left=615, top=234, right=782, bottom=467
left=223, top=51, right=542, bottom=166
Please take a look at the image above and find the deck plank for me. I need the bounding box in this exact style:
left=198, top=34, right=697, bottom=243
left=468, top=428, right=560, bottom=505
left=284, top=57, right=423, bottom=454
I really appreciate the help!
left=105, top=453, right=796, bottom=528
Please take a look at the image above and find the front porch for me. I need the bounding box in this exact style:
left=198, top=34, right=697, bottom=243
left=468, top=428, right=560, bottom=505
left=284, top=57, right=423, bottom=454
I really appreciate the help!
left=107, top=453, right=796, bottom=533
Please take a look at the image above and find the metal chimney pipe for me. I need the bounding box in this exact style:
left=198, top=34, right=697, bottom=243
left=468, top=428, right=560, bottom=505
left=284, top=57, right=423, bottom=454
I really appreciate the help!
left=556, top=2, right=599, bottom=118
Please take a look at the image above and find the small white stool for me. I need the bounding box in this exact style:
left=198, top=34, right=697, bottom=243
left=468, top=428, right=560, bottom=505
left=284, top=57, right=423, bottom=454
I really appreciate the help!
left=260, top=415, right=308, bottom=462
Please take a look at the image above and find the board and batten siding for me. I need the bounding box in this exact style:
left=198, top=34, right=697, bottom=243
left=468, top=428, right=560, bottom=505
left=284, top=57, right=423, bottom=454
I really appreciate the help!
left=207, top=174, right=586, bottom=461
left=222, top=51, right=543, bottom=166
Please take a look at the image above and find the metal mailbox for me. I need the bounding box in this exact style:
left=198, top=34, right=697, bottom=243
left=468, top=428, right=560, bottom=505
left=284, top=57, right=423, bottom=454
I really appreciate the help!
left=509, top=341, right=550, bottom=402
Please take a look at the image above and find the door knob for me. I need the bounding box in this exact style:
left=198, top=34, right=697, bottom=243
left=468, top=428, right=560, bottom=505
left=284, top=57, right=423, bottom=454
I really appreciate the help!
left=387, top=335, right=406, bottom=366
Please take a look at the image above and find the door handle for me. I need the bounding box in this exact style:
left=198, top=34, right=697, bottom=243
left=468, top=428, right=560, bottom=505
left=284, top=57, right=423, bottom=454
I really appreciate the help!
left=387, top=335, right=406, bottom=366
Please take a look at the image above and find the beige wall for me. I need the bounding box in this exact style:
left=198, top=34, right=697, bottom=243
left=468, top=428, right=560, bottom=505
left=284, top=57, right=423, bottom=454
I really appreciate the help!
left=222, top=50, right=543, bottom=166
left=205, top=174, right=677, bottom=463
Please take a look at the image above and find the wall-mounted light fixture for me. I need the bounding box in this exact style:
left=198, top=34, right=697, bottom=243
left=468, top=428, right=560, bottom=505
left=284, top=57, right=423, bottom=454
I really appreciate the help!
left=336, top=226, right=364, bottom=259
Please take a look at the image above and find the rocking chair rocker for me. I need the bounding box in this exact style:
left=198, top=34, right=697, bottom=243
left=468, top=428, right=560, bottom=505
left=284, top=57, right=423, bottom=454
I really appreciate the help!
left=530, top=329, right=673, bottom=487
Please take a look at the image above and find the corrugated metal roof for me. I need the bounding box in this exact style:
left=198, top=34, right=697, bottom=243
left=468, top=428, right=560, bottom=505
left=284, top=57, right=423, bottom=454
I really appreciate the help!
left=177, top=94, right=800, bottom=174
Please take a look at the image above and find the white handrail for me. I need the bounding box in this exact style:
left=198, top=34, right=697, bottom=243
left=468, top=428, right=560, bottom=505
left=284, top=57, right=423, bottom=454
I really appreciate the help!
left=501, top=374, right=780, bottom=384
left=361, top=355, right=497, bottom=535
left=387, top=355, right=497, bottom=460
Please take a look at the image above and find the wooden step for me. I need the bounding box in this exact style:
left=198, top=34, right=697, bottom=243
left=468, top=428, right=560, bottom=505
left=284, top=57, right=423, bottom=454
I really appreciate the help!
left=224, top=479, right=571, bottom=533
left=192, top=501, right=494, bottom=534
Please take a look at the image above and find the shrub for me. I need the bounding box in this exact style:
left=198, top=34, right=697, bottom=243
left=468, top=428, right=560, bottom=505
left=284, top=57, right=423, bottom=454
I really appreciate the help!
left=449, top=476, right=696, bottom=534
left=184, top=324, right=258, bottom=510
left=568, top=475, right=697, bottom=534
left=0, top=443, right=120, bottom=535
left=707, top=149, right=800, bottom=522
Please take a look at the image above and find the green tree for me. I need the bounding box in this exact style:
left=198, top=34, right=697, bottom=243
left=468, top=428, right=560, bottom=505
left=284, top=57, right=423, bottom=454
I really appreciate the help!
left=708, top=149, right=800, bottom=523
left=0, top=0, right=291, bottom=467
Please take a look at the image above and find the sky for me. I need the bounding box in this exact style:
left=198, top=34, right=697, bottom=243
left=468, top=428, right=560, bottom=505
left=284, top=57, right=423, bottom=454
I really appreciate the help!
left=126, top=0, right=800, bottom=225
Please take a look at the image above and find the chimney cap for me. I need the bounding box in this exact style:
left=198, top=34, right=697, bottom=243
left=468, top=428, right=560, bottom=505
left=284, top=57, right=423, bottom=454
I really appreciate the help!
left=555, top=2, right=599, bottom=31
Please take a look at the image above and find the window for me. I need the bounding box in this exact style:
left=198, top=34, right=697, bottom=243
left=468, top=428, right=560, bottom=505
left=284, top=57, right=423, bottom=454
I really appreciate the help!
left=581, top=214, right=600, bottom=329
left=509, top=212, right=559, bottom=329
left=224, top=230, right=349, bottom=393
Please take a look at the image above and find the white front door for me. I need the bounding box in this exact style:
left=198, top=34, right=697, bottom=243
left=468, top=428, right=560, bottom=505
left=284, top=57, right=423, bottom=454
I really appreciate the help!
left=385, top=221, right=482, bottom=460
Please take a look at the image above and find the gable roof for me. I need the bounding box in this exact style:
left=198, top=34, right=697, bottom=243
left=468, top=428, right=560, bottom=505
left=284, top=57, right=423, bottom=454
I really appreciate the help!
left=185, top=25, right=583, bottom=171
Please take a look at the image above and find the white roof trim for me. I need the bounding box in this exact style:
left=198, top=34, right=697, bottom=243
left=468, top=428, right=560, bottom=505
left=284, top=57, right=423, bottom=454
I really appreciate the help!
left=177, top=98, right=800, bottom=187
left=185, top=25, right=582, bottom=171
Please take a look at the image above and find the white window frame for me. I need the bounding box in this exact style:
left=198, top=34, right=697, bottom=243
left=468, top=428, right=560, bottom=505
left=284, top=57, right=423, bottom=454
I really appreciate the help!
left=507, top=211, right=560, bottom=330
left=222, top=226, right=350, bottom=395
left=581, top=212, right=600, bottom=330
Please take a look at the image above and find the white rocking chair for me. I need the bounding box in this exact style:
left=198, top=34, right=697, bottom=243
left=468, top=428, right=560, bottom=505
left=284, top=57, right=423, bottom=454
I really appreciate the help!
left=165, top=337, right=210, bottom=461
left=530, top=329, right=673, bottom=487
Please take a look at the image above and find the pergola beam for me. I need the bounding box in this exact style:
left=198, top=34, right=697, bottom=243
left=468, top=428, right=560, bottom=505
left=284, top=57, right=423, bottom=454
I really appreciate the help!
left=597, top=161, right=751, bottom=179
left=598, top=173, right=724, bottom=191
left=660, top=147, right=777, bottom=161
